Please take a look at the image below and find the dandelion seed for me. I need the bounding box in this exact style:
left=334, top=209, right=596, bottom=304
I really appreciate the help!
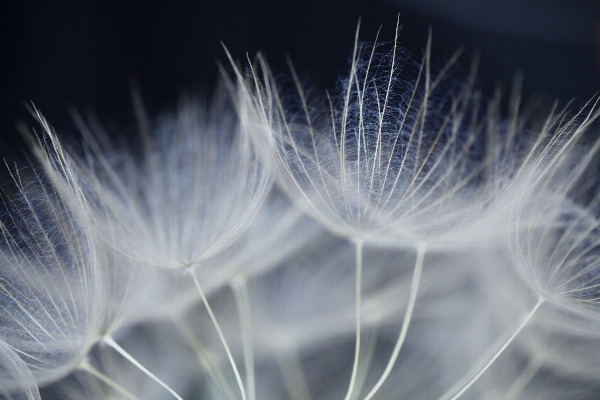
left=6, top=16, right=600, bottom=400
left=31, top=84, right=273, bottom=399
left=2, top=111, right=189, bottom=399
left=35, top=94, right=271, bottom=271
left=240, top=17, right=541, bottom=399
left=0, top=161, right=129, bottom=389
left=443, top=100, right=600, bottom=399
left=0, top=340, right=40, bottom=400
left=510, top=103, right=600, bottom=320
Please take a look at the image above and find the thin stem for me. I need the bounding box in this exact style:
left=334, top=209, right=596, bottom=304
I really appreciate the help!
left=353, top=325, right=379, bottom=399
left=231, top=276, right=256, bottom=400
left=278, top=351, right=313, bottom=400
left=364, top=242, right=426, bottom=400
left=503, top=356, right=542, bottom=400
left=447, top=297, right=545, bottom=400
left=103, top=336, right=182, bottom=400
left=80, top=360, right=139, bottom=400
left=171, top=317, right=237, bottom=400
left=438, top=318, right=518, bottom=400
left=343, top=238, right=363, bottom=400
left=190, top=267, right=247, bottom=400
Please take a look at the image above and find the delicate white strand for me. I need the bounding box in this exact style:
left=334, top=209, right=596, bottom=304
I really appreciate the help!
left=364, top=242, right=426, bottom=400
left=189, top=268, right=247, bottom=400
left=343, top=238, right=363, bottom=400
left=171, top=317, right=237, bottom=400
left=447, top=297, right=545, bottom=400
left=103, top=336, right=183, bottom=400
left=502, top=356, right=543, bottom=400
left=79, top=360, right=139, bottom=400
left=231, top=277, right=256, bottom=400
left=278, top=351, right=313, bottom=400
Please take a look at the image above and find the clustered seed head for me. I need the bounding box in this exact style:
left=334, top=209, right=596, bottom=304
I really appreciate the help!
left=2, top=23, right=600, bottom=400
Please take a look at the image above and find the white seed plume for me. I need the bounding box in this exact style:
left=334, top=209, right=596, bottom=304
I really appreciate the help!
left=509, top=105, right=600, bottom=320
left=4, top=18, right=600, bottom=400
left=238, top=18, right=564, bottom=400
left=0, top=160, right=130, bottom=388
left=246, top=29, right=529, bottom=250
left=35, top=93, right=271, bottom=271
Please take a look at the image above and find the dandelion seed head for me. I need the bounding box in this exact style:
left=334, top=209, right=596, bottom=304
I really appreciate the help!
left=36, top=94, right=272, bottom=271
left=0, top=167, right=114, bottom=387
left=511, top=198, right=600, bottom=320
left=246, top=24, right=530, bottom=250
left=5, top=16, right=600, bottom=400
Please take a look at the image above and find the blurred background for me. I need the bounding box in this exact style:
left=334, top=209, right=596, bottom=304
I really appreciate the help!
left=2, top=0, right=600, bottom=157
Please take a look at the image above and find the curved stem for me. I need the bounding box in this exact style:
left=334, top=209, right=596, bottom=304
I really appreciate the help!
left=438, top=320, right=519, bottom=400
left=364, top=242, right=426, bottom=400
left=447, top=296, right=545, bottom=400
left=352, top=325, right=379, bottom=398
left=190, top=267, right=247, bottom=400
left=171, top=317, right=237, bottom=400
left=503, top=356, right=542, bottom=400
left=80, top=360, right=138, bottom=400
left=103, top=336, right=182, bottom=400
left=231, top=276, right=256, bottom=400
left=278, top=350, right=313, bottom=400
left=343, top=238, right=363, bottom=400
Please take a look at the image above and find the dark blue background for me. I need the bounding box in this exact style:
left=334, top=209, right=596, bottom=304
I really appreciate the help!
left=2, top=0, right=600, bottom=158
